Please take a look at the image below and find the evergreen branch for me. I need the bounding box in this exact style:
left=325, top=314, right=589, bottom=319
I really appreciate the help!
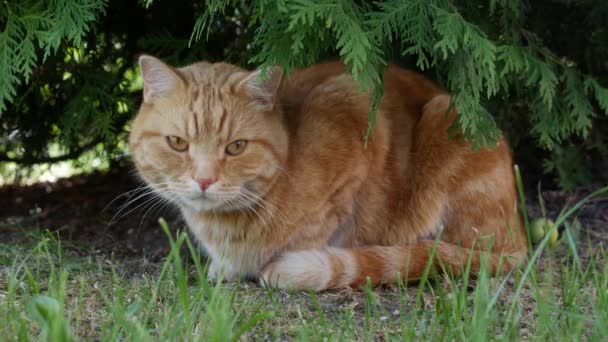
left=369, top=0, right=439, bottom=69
left=0, top=0, right=107, bottom=114
left=189, top=0, right=231, bottom=45
left=584, top=78, right=608, bottom=114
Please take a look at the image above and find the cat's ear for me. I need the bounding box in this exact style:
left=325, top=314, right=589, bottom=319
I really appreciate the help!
left=240, top=67, right=283, bottom=110
left=139, top=55, right=185, bottom=102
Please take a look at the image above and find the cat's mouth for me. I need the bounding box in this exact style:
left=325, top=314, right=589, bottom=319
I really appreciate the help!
left=178, top=194, right=228, bottom=211
left=177, top=189, right=256, bottom=212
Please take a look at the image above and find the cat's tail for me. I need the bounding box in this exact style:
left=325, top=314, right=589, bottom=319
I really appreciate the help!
left=260, top=241, right=527, bottom=291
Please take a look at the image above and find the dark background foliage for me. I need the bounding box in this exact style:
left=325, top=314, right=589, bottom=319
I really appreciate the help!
left=0, top=0, right=606, bottom=189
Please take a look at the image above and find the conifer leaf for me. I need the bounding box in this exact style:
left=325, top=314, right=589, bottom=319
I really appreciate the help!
left=0, top=0, right=107, bottom=114
left=584, top=78, right=608, bottom=115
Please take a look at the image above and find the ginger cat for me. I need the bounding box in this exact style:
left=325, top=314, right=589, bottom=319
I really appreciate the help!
left=130, top=55, right=528, bottom=291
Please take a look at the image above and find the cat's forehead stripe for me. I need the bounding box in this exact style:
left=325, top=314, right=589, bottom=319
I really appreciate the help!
left=217, top=109, right=228, bottom=136
left=191, top=86, right=200, bottom=104
left=180, top=65, right=252, bottom=140
left=201, top=84, right=216, bottom=134
left=196, top=80, right=240, bottom=137
left=188, top=112, right=198, bottom=139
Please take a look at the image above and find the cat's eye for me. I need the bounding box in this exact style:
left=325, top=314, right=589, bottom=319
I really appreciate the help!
left=225, top=140, right=248, bottom=156
left=166, top=136, right=189, bottom=152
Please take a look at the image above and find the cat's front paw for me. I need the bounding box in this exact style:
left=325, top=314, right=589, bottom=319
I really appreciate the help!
left=206, top=261, right=238, bottom=283
left=259, top=251, right=332, bottom=291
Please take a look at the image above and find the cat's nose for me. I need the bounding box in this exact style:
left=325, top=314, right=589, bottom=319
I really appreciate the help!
left=195, top=178, right=214, bottom=192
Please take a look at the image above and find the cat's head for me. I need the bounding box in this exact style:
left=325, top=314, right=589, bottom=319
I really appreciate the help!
left=129, top=55, right=288, bottom=212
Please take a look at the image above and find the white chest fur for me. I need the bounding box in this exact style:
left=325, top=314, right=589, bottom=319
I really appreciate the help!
left=181, top=208, right=276, bottom=279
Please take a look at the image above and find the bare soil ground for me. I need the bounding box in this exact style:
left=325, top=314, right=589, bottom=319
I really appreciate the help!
left=0, top=169, right=178, bottom=263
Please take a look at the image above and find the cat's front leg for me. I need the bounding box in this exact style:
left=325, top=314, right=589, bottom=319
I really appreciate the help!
left=206, top=259, right=239, bottom=283
left=260, top=247, right=350, bottom=291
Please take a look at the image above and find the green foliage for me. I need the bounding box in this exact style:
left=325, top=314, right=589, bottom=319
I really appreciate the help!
left=0, top=1, right=223, bottom=170
left=543, top=145, right=594, bottom=191
left=0, top=0, right=107, bottom=112
left=194, top=0, right=608, bottom=187
left=1, top=0, right=607, bottom=189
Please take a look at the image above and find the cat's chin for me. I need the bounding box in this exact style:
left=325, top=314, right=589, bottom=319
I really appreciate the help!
left=178, top=195, right=253, bottom=213
left=179, top=197, right=226, bottom=212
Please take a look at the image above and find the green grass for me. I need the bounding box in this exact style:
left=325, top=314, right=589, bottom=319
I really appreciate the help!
left=2, top=183, right=608, bottom=340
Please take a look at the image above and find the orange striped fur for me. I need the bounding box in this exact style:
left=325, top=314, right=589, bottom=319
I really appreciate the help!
left=130, top=56, right=528, bottom=291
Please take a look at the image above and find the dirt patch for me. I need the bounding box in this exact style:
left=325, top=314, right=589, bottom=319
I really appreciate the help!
left=0, top=168, right=181, bottom=262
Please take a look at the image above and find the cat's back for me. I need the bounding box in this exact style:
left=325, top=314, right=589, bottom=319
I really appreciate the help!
left=281, top=63, right=445, bottom=122
left=279, top=61, right=347, bottom=110
left=382, top=65, right=446, bottom=114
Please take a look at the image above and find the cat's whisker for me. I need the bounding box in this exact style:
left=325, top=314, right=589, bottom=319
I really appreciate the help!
left=274, top=164, right=297, bottom=186
left=102, top=182, right=172, bottom=211
left=116, top=192, right=165, bottom=221
left=231, top=196, right=268, bottom=226
left=137, top=192, right=179, bottom=232
left=108, top=187, right=161, bottom=224
left=240, top=188, right=290, bottom=222
left=235, top=191, right=271, bottom=216
left=113, top=185, right=168, bottom=210
left=223, top=197, right=248, bottom=219
left=102, top=186, right=152, bottom=213
left=216, top=192, right=262, bottom=222
left=137, top=199, right=163, bottom=231
left=108, top=189, right=173, bottom=227
left=109, top=181, right=177, bottom=211
left=237, top=189, right=291, bottom=227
